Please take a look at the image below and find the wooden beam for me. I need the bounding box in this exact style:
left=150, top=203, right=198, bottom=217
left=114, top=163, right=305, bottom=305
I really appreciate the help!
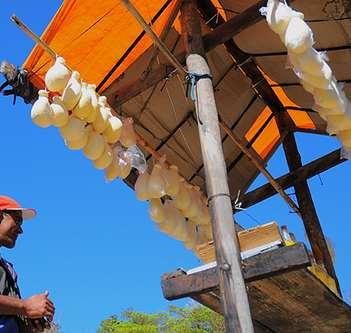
left=197, top=0, right=289, bottom=119
left=277, top=119, right=341, bottom=295
left=219, top=119, right=301, bottom=215
left=103, top=0, right=269, bottom=106
left=180, top=1, right=254, bottom=332
left=121, top=0, right=185, bottom=75
left=161, top=243, right=311, bottom=300
left=240, top=149, right=346, bottom=208
left=201, top=0, right=268, bottom=50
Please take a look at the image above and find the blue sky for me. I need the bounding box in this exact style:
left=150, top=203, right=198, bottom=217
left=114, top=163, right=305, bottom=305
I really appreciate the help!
left=0, top=1, right=350, bottom=332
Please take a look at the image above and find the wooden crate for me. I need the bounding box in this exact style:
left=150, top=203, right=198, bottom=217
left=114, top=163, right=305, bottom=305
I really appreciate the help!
left=196, top=221, right=283, bottom=263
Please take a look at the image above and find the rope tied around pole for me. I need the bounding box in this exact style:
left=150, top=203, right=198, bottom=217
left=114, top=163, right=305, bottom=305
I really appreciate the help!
left=207, top=192, right=231, bottom=202
left=185, top=72, right=213, bottom=102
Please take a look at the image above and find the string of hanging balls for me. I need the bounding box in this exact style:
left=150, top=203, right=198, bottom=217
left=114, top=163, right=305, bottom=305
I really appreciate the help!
left=30, top=57, right=213, bottom=254
left=261, top=0, right=351, bottom=159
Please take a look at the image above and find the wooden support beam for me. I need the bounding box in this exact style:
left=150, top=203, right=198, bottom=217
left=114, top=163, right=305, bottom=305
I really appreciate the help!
left=197, top=0, right=341, bottom=296
left=219, top=119, right=301, bottom=215
left=277, top=116, right=341, bottom=295
left=180, top=1, right=254, bottom=332
left=103, top=0, right=269, bottom=106
left=197, top=0, right=288, bottom=119
left=240, top=149, right=346, bottom=208
left=162, top=243, right=310, bottom=300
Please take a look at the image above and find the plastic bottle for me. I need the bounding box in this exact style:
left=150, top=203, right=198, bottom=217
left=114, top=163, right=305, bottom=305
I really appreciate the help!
left=45, top=57, right=71, bottom=93
left=31, top=90, right=53, bottom=128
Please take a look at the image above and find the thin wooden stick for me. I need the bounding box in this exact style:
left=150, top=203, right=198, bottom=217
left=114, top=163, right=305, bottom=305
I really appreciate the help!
left=11, top=14, right=169, bottom=164
left=120, top=0, right=187, bottom=75
left=142, top=0, right=184, bottom=80
left=219, top=119, right=302, bottom=217
left=11, top=14, right=57, bottom=60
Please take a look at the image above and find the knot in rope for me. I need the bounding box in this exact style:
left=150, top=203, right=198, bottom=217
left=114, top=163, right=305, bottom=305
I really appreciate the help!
left=185, top=72, right=213, bottom=102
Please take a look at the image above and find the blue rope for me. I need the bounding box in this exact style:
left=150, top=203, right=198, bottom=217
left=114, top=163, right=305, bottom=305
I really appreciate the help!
left=186, top=72, right=213, bottom=101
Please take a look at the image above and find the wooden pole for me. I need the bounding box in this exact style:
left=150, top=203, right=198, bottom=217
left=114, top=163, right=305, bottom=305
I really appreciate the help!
left=180, top=1, right=254, bottom=332
left=120, top=0, right=186, bottom=76
left=11, top=15, right=56, bottom=60
left=277, top=117, right=341, bottom=295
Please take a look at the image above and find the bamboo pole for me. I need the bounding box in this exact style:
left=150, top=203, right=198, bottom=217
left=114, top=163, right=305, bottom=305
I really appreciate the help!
left=181, top=1, right=254, bottom=332
left=120, top=0, right=186, bottom=76
left=10, top=14, right=167, bottom=164
left=142, top=0, right=184, bottom=79
left=11, top=15, right=57, bottom=60
left=219, top=119, right=301, bottom=216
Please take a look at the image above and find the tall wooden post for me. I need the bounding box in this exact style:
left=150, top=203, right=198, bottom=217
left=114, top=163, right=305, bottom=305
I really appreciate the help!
left=180, top=1, right=254, bottom=332
left=277, top=117, right=341, bottom=294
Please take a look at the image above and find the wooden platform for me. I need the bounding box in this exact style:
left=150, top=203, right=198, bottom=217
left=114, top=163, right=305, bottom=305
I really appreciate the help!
left=162, top=244, right=351, bottom=332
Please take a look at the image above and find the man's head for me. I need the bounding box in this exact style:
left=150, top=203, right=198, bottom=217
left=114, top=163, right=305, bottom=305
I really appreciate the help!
left=0, top=196, right=36, bottom=248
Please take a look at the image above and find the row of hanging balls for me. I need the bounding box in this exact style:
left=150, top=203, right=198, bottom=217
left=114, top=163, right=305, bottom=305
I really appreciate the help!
left=135, top=160, right=213, bottom=252
left=261, top=0, right=351, bottom=156
left=30, top=57, right=214, bottom=251
left=31, top=57, right=137, bottom=180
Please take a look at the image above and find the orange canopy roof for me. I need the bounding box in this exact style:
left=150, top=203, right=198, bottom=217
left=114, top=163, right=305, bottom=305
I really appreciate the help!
left=23, top=0, right=315, bottom=162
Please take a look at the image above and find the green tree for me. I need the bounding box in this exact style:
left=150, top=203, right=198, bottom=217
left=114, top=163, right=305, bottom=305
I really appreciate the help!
left=98, top=305, right=225, bottom=333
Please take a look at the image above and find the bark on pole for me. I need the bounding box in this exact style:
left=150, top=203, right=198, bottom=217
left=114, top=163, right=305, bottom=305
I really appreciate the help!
left=181, top=1, right=254, bottom=332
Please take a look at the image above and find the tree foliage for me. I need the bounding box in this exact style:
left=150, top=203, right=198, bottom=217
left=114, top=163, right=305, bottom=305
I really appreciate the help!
left=98, top=305, right=225, bottom=333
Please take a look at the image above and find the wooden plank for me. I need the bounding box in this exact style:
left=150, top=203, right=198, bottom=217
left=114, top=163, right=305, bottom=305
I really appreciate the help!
left=187, top=269, right=351, bottom=332
left=181, top=1, right=254, bottom=331
left=240, top=149, right=346, bottom=209
left=161, top=243, right=310, bottom=300
left=197, top=222, right=283, bottom=263
left=247, top=270, right=351, bottom=332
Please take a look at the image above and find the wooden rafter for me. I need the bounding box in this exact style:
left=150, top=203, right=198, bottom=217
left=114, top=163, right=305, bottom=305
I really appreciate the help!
left=240, top=149, right=346, bottom=209
left=103, top=0, right=269, bottom=106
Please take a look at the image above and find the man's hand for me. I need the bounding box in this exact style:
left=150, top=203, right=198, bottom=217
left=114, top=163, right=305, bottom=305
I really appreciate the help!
left=22, top=291, right=55, bottom=320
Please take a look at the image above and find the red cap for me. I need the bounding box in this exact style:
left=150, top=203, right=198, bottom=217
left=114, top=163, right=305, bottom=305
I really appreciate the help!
left=0, top=195, right=36, bottom=220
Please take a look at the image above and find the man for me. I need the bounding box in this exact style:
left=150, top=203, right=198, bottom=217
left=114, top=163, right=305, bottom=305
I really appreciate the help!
left=0, top=195, right=55, bottom=332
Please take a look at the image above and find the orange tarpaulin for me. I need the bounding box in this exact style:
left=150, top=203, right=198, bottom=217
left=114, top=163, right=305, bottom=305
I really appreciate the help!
left=24, top=0, right=177, bottom=91
left=23, top=0, right=316, bottom=160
